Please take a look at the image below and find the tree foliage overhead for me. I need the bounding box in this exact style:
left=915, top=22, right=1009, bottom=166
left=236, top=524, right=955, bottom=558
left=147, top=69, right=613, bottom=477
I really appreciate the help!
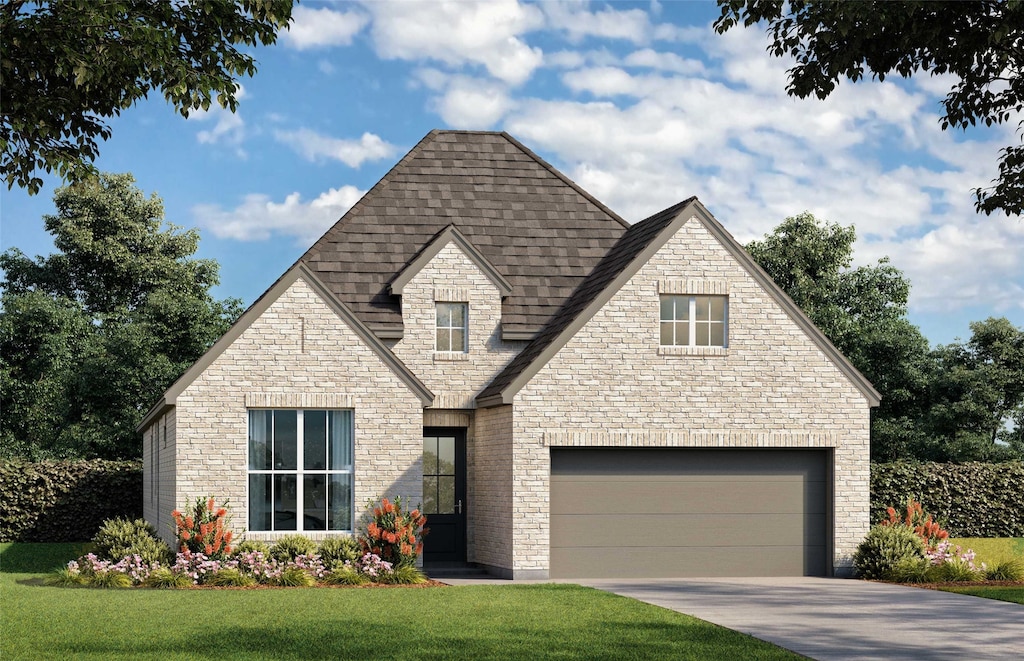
left=715, top=0, right=1024, bottom=217
left=0, top=173, right=242, bottom=460
left=0, top=0, right=293, bottom=195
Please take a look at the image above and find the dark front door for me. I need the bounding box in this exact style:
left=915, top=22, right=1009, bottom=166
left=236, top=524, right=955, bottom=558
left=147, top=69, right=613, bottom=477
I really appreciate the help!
left=421, top=428, right=467, bottom=565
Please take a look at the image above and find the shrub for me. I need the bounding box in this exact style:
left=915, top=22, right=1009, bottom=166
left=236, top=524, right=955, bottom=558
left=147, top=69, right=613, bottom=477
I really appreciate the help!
left=44, top=567, right=88, bottom=587
left=143, top=567, right=192, bottom=589
left=269, top=534, right=317, bottom=563
left=273, top=566, right=315, bottom=587
left=318, top=536, right=361, bottom=569
left=360, top=496, right=426, bottom=568
left=90, top=570, right=132, bottom=589
left=172, top=496, right=234, bottom=559
left=323, top=566, right=369, bottom=585
left=381, top=564, right=428, bottom=585
left=871, top=462, right=1024, bottom=537
left=91, top=517, right=172, bottom=565
left=984, top=559, right=1024, bottom=581
left=0, top=459, right=142, bottom=542
left=205, top=568, right=256, bottom=587
left=889, top=558, right=936, bottom=584
left=854, top=524, right=926, bottom=580
left=233, top=539, right=270, bottom=557
left=880, top=498, right=949, bottom=550
left=934, top=558, right=983, bottom=582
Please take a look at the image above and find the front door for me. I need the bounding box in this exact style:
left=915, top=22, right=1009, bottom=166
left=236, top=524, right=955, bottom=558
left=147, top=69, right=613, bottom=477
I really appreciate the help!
left=421, top=428, right=467, bottom=565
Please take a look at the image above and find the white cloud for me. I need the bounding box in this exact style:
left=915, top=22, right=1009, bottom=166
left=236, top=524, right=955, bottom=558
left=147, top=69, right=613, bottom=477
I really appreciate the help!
left=363, top=0, right=544, bottom=85
left=434, top=77, right=514, bottom=128
left=281, top=6, right=368, bottom=50
left=274, top=129, right=398, bottom=168
left=193, top=186, right=366, bottom=243
left=624, top=48, right=705, bottom=75
left=541, top=0, right=652, bottom=44
left=189, top=86, right=247, bottom=154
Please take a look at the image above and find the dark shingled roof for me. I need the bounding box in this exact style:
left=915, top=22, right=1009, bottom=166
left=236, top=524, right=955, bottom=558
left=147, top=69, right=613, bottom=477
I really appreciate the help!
left=299, top=130, right=629, bottom=338
left=477, top=197, right=696, bottom=403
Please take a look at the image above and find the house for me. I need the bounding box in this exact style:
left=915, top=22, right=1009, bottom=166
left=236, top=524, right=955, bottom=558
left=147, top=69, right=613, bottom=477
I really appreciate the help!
left=139, top=130, right=878, bottom=579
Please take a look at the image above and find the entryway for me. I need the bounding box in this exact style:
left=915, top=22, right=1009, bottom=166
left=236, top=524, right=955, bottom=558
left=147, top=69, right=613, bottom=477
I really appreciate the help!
left=421, top=428, right=467, bottom=567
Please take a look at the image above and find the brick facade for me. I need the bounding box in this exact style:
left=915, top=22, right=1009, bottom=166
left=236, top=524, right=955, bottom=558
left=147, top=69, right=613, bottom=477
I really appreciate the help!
left=510, top=215, right=870, bottom=576
left=162, top=276, right=424, bottom=545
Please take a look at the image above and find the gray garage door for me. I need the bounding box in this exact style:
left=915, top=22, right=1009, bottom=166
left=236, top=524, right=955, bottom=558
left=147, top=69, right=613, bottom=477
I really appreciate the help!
left=550, top=448, right=829, bottom=578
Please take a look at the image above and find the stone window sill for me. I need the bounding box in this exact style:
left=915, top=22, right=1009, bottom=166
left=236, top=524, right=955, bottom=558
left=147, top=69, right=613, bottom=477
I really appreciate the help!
left=658, top=345, right=728, bottom=357
left=433, top=351, right=469, bottom=362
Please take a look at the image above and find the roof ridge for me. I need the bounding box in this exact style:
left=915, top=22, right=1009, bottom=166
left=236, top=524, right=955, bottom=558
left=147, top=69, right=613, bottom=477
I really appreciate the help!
left=499, top=132, right=630, bottom=229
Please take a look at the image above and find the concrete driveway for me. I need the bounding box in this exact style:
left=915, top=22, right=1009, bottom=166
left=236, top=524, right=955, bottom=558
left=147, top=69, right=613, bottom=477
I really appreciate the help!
left=578, top=577, right=1024, bottom=661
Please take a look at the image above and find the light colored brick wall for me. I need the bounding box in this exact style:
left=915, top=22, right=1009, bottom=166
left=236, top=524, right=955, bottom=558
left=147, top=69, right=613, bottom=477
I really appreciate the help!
left=512, top=215, right=872, bottom=575
left=471, top=404, right=514, bottom=572
left=143, top=411, right=178, bottom=546
left=170, top=277, right=424, bottom=543
left=392, top=242, right=527, bottom=409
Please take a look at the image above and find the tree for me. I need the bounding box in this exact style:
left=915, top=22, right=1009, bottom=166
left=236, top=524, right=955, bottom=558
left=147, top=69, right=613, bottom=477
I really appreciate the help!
left=0, top=173, right=242, bottom=459
left=1, top=0, right=293, bottom=195
left=715, top=1, right=1024, bottom=216
left=927, top=317, right=1024, bottom=459
left=746, top=213, right=934, bottom=460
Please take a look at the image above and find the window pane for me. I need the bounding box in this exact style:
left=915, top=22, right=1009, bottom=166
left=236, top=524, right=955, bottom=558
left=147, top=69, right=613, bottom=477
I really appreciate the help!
left=450, top=303, right=466, bottom=327
left=436, top=303, right=451, bottom=327
left=450, top=328, right=466, bottom=352
left=676, top=322, right=688, bottom=345
left=696, top=324, right=710, bottom=346
left=274, top=474, right=297, bottom=531
left=660, top=296, right=673, bottom=322
left=328, top=410, right=353, bottom=471
left=422, top=476, right=438, bottom=514
left=438, top=436, right=455, bottom=475
left=711, top=323, right=725, bottom=347
left=423, top=437, right=438, bottom=475
left=274, top=410, right=297, bottom=470
left=695, top=296, right=710, bottom=321
left=660, top=321, right=674, bottom=346
left=436, top=328, right=450, bottom=352
left=675, top=296, right=689, bottom=320
left=710, top=297, right=726, bottom=322
left=438, top=476, right=455, bottom=514
left=248, top=410, right=272, bottom=470
left=304, top=474, right=327, bottom=531
left=249, top=474, right=272, bottom=531
left=304, top=410, right=327, bottom=470
left=328, top=474, right=352, bottom=531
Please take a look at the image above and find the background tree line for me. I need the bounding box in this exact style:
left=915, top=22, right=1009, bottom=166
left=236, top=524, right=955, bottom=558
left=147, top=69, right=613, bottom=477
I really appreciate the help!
left=2, top=177, right=1022, bottom=462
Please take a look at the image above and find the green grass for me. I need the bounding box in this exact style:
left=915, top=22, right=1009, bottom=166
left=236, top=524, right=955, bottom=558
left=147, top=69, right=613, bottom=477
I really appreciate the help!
left=939, top=586, right=1024, bottom=605
left=0, top=543, right=798, bottom=661
left=948, top=538, right=1024, bottom=566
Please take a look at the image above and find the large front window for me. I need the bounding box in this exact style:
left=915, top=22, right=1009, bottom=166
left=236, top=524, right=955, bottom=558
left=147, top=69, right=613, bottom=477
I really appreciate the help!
left=248, top=409, right=353, bottom=532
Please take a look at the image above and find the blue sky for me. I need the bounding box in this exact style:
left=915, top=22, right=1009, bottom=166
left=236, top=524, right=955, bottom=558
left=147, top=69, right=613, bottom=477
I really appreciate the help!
left=3, top=0, right=1023, bottom=346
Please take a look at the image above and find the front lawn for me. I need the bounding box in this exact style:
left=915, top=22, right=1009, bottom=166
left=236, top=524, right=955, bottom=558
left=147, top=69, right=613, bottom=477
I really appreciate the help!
left=938, top=585, right=1024, bottom=605
left=1, top=543, right=798, bottom=661
left=948, top=538, right=1024, bottom=566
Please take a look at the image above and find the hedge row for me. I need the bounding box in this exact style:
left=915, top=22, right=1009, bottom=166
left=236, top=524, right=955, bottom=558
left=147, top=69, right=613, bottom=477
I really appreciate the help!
left=0, top=460, right=142, bottom=542
left=871, top=461, right=1024, bottom=537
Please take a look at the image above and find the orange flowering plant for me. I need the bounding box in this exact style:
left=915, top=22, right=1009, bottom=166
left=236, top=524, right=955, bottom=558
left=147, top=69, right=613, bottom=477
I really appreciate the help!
left=360, top=496, right=427, bottom=567
left=171, top=496, right=235, bottom=559
left=880, top=498, right=949, bottom=551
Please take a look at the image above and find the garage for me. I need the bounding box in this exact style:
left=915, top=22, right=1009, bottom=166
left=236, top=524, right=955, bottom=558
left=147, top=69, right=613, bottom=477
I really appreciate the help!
left=550, top=448, right=830, bottom=578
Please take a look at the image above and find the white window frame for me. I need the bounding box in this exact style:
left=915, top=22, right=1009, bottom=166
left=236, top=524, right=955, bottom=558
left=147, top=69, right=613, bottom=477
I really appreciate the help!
left=435, top=301, right=468, bottom=353
left=246, top=409, right=355, bottom=534
left=660, top=295, right=728, bottom=347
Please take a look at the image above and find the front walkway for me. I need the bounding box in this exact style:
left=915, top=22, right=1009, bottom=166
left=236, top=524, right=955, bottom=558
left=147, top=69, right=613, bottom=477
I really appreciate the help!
left=578, top=577, right=1024, bottom=661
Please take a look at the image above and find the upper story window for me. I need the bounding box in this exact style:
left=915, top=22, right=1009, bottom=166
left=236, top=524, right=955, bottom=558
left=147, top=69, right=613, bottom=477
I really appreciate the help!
left=248, top=409, right=353, bottom=533
left=660, top=295, right=728, bottom=347
left=436, top=302, right=468, bottom=352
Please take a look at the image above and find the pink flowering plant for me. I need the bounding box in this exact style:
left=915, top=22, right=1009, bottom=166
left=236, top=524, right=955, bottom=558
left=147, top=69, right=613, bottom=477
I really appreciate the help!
left=47, top=498, right=428, bottom=589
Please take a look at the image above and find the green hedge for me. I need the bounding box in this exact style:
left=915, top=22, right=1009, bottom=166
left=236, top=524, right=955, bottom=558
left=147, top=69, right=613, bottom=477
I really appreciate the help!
left=0, top=460, right=142, bottom=542
left=871, top=462, right=1024, bottom=537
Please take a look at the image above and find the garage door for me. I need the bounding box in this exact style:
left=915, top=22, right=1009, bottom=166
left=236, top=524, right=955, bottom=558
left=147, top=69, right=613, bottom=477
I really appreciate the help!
left=550, top=448, right=829, bottom=578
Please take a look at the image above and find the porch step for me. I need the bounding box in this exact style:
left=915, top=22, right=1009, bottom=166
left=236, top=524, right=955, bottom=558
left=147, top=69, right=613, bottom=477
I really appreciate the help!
left=425, top=564, right=492, bottom=579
